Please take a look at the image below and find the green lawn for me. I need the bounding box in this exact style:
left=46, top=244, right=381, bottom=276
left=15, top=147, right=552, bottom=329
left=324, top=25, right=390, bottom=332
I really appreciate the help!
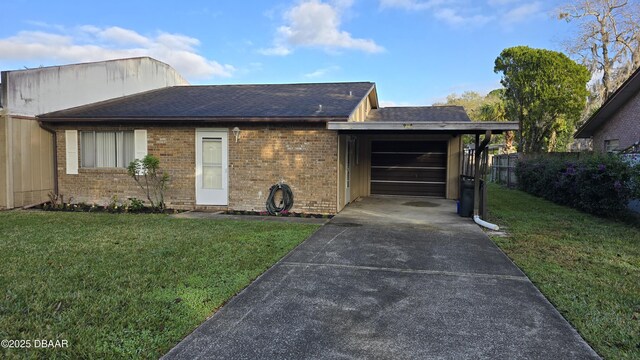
left=487, top=184, right=640, bottom=359
left=0, top=211, right=319, bottom=359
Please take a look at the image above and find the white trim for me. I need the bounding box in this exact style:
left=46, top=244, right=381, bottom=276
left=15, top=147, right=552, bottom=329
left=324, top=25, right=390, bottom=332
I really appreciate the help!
left=195, top=129, right=229, bottom=205
left=134, top=130, right=147, bottom=160
left=65, top=130, right=78, bottom=175
left=328, top=121, right=519, bottom=132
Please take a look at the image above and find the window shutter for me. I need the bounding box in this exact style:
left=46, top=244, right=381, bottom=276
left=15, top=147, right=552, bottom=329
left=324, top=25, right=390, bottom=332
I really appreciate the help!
left=65, top=130, right=78, bottom=175
left=134, top=130, right=148, bottom=160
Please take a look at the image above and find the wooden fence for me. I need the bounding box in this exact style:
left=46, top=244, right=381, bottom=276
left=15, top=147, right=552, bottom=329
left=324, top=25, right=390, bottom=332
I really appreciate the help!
left=489, top=152, right=595, bottom=187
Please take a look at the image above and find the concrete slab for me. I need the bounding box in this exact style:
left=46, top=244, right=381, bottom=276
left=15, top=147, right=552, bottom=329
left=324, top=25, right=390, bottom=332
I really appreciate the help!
left=170, top=211, right=329, bottom=225
left=164, top=196, right=600, bottom=360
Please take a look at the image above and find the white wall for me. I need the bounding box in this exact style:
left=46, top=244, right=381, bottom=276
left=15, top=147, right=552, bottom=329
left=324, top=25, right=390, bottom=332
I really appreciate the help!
left=2, top=57, right=188, bottom=116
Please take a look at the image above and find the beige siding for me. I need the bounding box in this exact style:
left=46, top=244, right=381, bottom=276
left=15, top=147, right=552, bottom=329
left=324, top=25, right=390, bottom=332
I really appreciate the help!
left=447, top=135, right=462, bottom=199
left=10, top=117, right=54, bottom=207
left=0, top=115, right=7, bottom=209
left=348, top=136, right=369, bottom=204
left=337, top=134, right=370, bottom=212
left=337, top=135, right=347, bottom=211
left=348, top=94, right=374, bottom=122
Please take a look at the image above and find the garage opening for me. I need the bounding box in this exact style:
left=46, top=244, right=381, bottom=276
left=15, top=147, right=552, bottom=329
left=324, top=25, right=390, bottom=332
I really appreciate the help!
left=370, top=141, right=447, bottom=197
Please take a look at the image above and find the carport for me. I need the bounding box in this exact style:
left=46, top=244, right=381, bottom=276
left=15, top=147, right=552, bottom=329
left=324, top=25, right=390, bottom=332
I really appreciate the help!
left=328, top=107, right=519, bottom=221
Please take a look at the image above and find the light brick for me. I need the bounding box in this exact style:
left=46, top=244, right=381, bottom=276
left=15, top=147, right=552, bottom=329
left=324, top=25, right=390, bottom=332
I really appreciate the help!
left=55, top=123, right=338, bottom=214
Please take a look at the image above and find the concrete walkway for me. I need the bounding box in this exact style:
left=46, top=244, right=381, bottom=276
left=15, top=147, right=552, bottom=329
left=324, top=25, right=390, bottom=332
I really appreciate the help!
left=163, top=197, right=600, bottom=359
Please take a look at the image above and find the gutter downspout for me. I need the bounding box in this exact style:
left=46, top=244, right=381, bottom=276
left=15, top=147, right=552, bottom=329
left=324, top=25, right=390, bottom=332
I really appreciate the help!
left=473, top=130, right=499, bottom=231
left=38, top=120, right=59, bottom=196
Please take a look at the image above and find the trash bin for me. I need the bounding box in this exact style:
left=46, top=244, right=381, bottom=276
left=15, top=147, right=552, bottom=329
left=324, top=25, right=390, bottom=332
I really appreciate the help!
left=459, top=175, right=476, bottom=218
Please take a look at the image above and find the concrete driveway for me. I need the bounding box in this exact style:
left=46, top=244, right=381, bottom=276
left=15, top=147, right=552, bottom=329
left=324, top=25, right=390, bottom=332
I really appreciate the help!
left=164, top=197, right=599, bottom=359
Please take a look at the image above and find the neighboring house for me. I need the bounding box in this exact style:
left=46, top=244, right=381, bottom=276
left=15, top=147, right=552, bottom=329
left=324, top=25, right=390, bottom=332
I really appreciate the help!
left=38, top=82, right=517, bottom=214
left=0, top=57, right=188, bottom=209
left=575, top=66, right=640, bottom=152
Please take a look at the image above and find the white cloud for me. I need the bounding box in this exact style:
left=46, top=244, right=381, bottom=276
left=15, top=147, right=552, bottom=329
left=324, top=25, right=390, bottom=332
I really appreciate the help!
left=379, top=0, right=542, bottom=27
left=501, top=2, right=542, bottom=24
left=435, top=8, right=494, bottom=26
left=304, top=65, right=341, bottom=78
left=98, top=26, right=150, bottom=46
left=261, top=0, right=384, bottom=56
left=487, top=0, right=518, bottom=6
left=379, top=99, right=423, bottom=107
left=379, top=0, right=445, bottom=11
left=379, top=100, right=398, bottom=107
left=0, top=25, right=235, bottom=80
left=258, top=45, right=292, bottom=56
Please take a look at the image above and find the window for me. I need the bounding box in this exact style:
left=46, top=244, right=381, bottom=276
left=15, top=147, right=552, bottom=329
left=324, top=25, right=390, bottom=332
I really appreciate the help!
left=604, top=139, right=619, bottom=153
left=81, top=131, right=135, bottom=168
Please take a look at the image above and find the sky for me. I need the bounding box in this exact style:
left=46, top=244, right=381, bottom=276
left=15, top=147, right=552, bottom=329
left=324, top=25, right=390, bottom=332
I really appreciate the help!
left=0, top=0, right=575, bottom=105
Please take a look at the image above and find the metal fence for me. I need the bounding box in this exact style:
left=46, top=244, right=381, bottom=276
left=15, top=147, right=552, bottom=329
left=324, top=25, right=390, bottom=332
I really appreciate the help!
left=489, top=153, right=519, bottom=188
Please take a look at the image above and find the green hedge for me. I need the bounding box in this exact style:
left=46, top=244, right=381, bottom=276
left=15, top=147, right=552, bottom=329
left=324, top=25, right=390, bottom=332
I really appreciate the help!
left=516, top=154, right=639, bottom=217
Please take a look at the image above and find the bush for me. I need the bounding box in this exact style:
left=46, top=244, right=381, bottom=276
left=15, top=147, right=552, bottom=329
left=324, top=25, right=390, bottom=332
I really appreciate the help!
left=127, top=155, right=170, bottom=211
left=516, top=154, right=639, bottom=217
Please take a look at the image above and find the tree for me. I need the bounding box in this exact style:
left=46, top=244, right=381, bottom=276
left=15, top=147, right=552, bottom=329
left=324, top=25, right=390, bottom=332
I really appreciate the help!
left=127, top=155, right=170, bottom=211
left=558, top=0, right=640, bottom=106
left=477, top=89, right=515, bottom=152
left=433, top=91, right=487, bottom=120
left=494, top=46, right=591, bottom=153
left=436, top=89, right=516, bottom=152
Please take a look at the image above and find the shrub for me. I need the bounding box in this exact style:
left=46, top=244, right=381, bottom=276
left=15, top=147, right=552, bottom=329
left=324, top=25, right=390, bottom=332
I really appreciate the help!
left=516, top=154, right=638, bottom=217
left=127, top=155, right=170, bottom=211
left=127, top=197, right=146, bottom=212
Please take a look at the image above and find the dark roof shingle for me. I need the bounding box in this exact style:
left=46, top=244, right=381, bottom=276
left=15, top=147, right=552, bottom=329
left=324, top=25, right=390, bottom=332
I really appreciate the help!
left=366, top=106, right=471, bottom=122
left=38, top=82, right=375, bottom=121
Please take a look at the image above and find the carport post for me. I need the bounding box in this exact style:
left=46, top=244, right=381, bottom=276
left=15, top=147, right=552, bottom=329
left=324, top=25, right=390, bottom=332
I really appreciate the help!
left=473, top=131, right=492, bottom=218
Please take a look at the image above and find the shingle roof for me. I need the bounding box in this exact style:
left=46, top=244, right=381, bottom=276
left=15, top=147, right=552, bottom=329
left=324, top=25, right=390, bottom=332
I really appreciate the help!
left=38, top=82, right=375, bottom=122
left=365, top=106, right=471, bottom=122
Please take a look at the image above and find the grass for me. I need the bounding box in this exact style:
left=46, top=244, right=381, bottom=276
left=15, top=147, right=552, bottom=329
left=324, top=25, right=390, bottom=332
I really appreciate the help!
left=487, top=183, right=640, bottom=359
left=0, top=211, right=319, bottom=359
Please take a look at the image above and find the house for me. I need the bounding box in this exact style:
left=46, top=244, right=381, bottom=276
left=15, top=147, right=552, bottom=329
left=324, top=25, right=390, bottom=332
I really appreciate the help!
left=0, top=57, right=188, bottom=209
left=575, top=66, right=640, bottom=152
left=37, top=82, right=517, bottom=214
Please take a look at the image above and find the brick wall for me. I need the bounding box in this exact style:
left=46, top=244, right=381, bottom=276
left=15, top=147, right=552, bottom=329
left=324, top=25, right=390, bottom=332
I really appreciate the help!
left=593, top=93, right=640, bottom=152
left=55, top=123, right=338, bottom=214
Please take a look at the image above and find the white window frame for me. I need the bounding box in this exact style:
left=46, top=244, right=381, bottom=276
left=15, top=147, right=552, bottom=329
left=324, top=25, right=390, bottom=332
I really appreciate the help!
left=80, top=130, right=136, bottom=169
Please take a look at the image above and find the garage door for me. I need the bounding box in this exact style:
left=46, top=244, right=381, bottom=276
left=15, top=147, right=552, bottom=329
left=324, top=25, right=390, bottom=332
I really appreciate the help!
left=371, top=141, right=447, bottom=197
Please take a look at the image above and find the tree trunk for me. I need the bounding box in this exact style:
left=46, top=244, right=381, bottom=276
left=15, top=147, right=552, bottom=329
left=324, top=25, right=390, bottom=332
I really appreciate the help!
left=601, top=21, right=612, bottom=99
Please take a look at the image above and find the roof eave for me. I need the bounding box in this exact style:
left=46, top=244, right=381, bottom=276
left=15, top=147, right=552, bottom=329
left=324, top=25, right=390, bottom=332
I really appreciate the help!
left=37, top=116, right=349, bottom=123
left=327, top=121, right=519, bottom=133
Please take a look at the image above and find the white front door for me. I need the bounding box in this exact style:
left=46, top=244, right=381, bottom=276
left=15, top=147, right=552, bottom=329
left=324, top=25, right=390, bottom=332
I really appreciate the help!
left=196, top=130, right=228, bottom=205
